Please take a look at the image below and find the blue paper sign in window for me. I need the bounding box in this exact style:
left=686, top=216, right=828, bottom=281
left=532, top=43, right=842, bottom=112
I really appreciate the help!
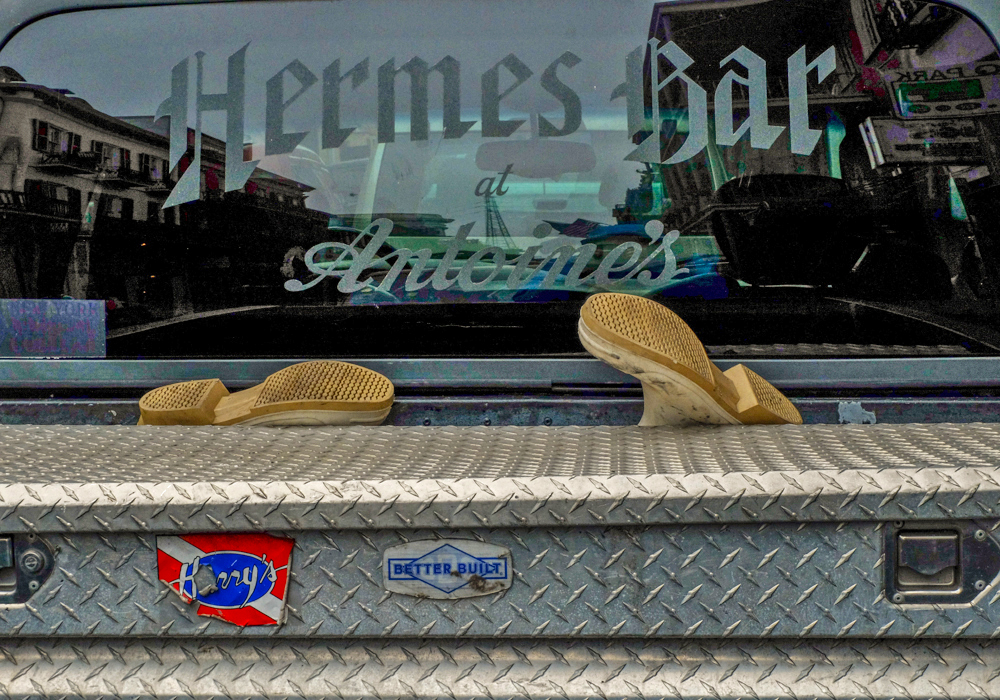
left=0, top=299, right=105, bottom=358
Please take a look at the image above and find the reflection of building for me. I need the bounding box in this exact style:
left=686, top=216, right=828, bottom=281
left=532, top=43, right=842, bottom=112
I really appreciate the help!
left=637, top=0, right=998, bottom=296
left=0, top=68, right=328, bottom=328
left=643, top=0, right=862, bottom=237
left=850, top=0, right=962, bottom=65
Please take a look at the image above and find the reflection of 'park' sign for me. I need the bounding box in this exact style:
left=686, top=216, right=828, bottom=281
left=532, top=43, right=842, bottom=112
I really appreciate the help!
left=284, top=218, right=688, bottom=295
left=160, top=39, right=835, bottom=206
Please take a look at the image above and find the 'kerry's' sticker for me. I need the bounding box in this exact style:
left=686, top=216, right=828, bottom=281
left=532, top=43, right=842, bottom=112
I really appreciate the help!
left=157, top=533, right=293, bottom=626
left=383, top=539, right=513, bottom=599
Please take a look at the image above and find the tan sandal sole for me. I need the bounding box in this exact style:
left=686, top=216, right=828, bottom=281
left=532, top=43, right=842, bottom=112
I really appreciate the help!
left=138, top=361, right=394, bottom=426
left=579, top=293, right=802, bottom=427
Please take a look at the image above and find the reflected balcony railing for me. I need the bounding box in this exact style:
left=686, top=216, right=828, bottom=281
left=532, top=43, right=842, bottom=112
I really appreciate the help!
left=0, top=189, right=28, bottom=212
left=25, top=194, right=77, bottom=219
left=135, top=167, right=173, bottom=190
left=92, top=165, right=172, bottom=190
left=33, top=150, right=102, bottom=175
left=33, top=151, right=173, bottom=190
left=0, top=189, right=79, bottom=220
left=219, top=191, right=324, bottom=221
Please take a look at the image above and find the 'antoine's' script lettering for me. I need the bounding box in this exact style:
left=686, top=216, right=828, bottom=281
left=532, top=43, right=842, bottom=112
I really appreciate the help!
left=160, top=41, right=835, bottom=206
left=284, top=218, right=689, bottom=295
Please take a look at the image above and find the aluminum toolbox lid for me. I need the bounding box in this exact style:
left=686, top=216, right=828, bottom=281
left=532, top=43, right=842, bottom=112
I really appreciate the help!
left=2, top=423, right=1000, bottom=533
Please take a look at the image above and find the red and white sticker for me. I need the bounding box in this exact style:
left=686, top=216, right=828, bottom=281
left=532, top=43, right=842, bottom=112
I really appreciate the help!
left=157, top=533, right=294, bottom=627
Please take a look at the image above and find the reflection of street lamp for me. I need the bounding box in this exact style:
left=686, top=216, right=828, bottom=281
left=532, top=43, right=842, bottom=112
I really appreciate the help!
left=66, top=197, right=98, bottom=300
left=80, top=198, right=96, bottom=235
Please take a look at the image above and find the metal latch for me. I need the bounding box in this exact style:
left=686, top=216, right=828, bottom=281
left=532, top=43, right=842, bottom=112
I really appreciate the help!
left=0, top=534, right=55, bottom=604
left=886, top=521, right=1000, bottom=605
left=0, top=537, right=11, bottom=569
left=0, top=537, right=14, bottom=592
left=897, top=531, right=959, bottom=587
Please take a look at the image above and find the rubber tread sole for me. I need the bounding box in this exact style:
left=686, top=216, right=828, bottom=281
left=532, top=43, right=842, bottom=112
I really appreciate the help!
left=138, top=361, right=393, bottom=426
left=579, top=293, right=802, bottom=426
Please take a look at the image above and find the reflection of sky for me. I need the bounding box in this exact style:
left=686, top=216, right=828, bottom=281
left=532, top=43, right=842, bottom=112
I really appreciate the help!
left=0, top=0, right=650, bottom=137
left=13, top=0, right=986, bottom=235
left=0, top=0, right=654, bottom=230
left=3, top=0, right=997, bottom=146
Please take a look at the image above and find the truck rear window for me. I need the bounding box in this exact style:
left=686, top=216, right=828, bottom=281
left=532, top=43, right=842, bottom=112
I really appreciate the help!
left=0, top=0, right=998, bottom=358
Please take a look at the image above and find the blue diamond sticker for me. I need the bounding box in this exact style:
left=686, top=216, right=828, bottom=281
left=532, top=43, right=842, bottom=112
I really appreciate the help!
left=387, top=543, right=509, bottom=594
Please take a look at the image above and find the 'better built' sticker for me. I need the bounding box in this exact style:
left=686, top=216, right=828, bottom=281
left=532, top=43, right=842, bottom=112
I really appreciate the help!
left=383, top=539, right=513, bottom=599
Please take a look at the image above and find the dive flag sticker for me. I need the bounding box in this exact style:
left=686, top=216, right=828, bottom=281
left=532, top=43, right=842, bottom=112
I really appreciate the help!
left=383, top=539, right=513, bottom=599
left=157, top=533, right=294, bottom=626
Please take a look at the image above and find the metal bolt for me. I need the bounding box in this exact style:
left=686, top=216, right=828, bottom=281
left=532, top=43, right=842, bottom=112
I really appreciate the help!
left=543, top=417, right=552, bottom=426
left=976, top=530, right=988, bottom=541
left=891, top=592, right=905, bottom=604
left=483, top=418, right=491, bottom=426
left=423, top=418, right=431, bottom=426
left=976, top=580, right=987, bottom=591
left=28, top=580, right=39, bottom=592
left=893, top=521, right=904, bottom=529
left=20, top=549, right=44, bottom=574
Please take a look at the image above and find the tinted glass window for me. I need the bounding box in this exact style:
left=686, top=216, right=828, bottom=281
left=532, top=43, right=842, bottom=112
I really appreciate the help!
left=1, top=0, right=998, bottom=357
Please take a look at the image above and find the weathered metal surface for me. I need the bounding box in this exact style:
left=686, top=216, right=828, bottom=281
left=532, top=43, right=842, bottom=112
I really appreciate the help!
left=0, top=523, right=999, bottom=639
left=705, top=343, right=973, bottom=356
left=2, top=637, right=1000, bottom=698
left=0, top=401, right=137, bottom=426
left=2, top=424, right=1000, bottom=533
left=5, top=396, right=1000, bottom=427
left=3, top=355, right=1000, bottom=391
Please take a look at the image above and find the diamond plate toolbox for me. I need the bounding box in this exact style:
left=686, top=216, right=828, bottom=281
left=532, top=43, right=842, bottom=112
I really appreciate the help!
left=6, top=424, right=1000, bottom=698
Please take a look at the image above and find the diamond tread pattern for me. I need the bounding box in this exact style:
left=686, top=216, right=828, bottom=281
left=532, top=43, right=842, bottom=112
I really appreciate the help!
left=584, top=293, right=714, bottom=383
left=2, top=524, right=999, bottom=639
left=3, top=638, right=999, bottom=700
left=2, top=423, right=1000, bottom=482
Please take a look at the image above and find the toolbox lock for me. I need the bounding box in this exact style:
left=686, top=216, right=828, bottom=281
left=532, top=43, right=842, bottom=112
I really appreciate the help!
left=0, top=534, right=55, bottom=604
left=0, top=537, right=11, bottom=570
left=897, top=531, right=959, bottom=587
left=886, top=522, right=1000, bottom=605
left=0, top=537, right=13, bottom=591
